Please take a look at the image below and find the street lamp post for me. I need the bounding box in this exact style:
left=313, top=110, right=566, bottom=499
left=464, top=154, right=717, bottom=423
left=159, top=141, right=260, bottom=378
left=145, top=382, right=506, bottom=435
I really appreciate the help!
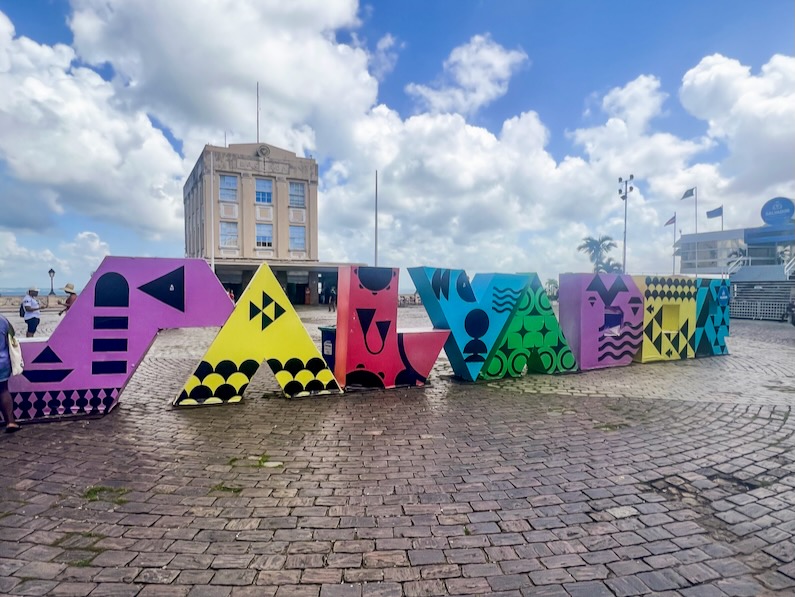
left=48, top=268, right=56, bottom=296
left=619, top=174, right=634, bottom=274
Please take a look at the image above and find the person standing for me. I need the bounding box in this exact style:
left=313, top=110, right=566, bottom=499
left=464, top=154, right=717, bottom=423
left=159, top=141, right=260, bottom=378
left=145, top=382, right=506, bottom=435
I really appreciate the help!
left=22, top=287, right=41, bottom=337
left=328, top=287, right=337, bottom=313
left=58, top=283, right=78, bottom=316
left=0, top=313, right=20, bottom=432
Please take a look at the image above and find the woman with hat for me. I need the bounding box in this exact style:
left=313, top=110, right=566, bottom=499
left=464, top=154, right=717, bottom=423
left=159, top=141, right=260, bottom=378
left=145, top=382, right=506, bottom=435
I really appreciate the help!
left=22, top=287, right=41, bottom=337
left=58, top=283, right=78, bottom=316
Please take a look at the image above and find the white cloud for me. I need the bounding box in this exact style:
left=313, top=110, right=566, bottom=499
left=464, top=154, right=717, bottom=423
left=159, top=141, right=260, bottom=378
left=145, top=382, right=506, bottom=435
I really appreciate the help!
left=680, top=53, right=795, bottom=192
left=405, top=34, right=528, bottom=114
left=0, top=231, right=109, bottom=291
left=0, top=3, right=793, bottom=292
left=0, top=11, right=185, bottom=238
left=68, top=0, right=376, bottom=160
left=370, top=34, right=403, bottom=80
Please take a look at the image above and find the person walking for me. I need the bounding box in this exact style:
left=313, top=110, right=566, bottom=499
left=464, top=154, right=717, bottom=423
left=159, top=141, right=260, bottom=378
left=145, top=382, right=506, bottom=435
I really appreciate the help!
left=22, top=287, right=41, bottom=337
left=58, top=283, right=78, bottom=316
left=0, top=313, right=20, bottom=432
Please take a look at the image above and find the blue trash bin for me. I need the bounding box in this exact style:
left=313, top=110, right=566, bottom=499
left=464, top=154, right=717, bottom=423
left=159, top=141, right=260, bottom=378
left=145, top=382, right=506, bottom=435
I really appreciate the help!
left=319, top=326, right=336, bottom=371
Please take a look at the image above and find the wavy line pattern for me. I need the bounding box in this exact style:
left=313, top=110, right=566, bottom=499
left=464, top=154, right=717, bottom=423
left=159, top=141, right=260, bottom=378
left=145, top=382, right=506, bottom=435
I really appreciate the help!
left=597, top=349, right=638, bottom=361
left=493, top=287, right=523, bottom=298
left=600, top=330, right=643, bottom=342
left=598, top=338, right=642, bottom=352
left=492, top=306, right=515, bottom=314
left=492, top=287, right=522, bottom=313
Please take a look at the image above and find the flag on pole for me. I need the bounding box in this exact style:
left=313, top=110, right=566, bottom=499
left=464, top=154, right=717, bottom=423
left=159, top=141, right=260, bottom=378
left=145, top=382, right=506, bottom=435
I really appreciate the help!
left=664, top=214, right=676, bottom=226
left=681, top=187, right=696, bottom=200
left=706, top=206, right=723, bottom=219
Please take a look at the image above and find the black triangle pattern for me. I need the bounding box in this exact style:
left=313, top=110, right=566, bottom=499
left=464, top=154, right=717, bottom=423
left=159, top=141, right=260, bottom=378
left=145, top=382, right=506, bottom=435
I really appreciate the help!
left=639, top=277, right=697, bottom=362
left=9, top=387, right=120, bottom=422
left=138, top=266, right=185, bottom=312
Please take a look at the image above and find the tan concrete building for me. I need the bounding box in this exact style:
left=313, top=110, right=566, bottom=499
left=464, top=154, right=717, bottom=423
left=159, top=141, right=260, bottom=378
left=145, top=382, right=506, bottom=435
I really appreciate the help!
left=184, top=142, right=348, bottom=304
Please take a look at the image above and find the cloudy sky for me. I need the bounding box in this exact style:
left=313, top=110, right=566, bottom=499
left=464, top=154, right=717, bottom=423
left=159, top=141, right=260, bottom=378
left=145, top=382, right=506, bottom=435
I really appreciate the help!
left=0, top=0, right=793, bottom=292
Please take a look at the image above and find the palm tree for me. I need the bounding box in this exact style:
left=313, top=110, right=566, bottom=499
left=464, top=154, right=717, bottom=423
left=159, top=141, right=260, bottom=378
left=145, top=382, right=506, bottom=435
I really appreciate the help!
left=577, top=235, right=618, bottom=273
left=597, top=257, right=623, bottom=274
left=545, top=279, right=559, bottom=301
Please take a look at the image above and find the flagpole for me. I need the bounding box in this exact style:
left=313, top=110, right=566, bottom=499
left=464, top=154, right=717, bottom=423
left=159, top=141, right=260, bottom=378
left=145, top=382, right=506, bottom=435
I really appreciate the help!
left=721, top=210, right=724, bottom=232
left=694, top=187, right=698, bottom=235
left=672, top=211, right=676, bottom=275
left=694, top=187, right=698, bottom=276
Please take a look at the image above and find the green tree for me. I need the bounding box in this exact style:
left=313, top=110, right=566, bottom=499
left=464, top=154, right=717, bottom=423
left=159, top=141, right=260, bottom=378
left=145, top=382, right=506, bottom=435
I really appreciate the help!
left=545, top=279, right=559, bottom=301
left=577, top=235, right=619, bottom=273
left=597, top=257, right=623, bottom=274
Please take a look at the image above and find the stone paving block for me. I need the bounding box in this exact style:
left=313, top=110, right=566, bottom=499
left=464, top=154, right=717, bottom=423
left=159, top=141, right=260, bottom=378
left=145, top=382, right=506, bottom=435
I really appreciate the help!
left=2, top=315, right=795, bottom=596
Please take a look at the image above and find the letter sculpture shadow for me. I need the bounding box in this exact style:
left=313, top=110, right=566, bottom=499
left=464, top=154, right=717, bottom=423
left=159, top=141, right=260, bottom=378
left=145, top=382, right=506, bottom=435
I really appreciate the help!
left=334, top=266, right=448, bottom=389
left=633, top=276, right=697, bottom=362
left=558, top=274, right=644, bottom=370
left=694, top=278, right=730, bottom=356
left=175, top=263, right=341, bottom=405
left=409, top=268, right=576, bottom=381
left=9, top=257, right=234, bottom=422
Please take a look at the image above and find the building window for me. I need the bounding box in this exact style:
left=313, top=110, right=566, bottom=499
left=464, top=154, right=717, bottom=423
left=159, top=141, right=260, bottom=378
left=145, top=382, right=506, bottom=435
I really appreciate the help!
left=220, top=222, right=238, bottom=247
left=256, top=223, right=273, bottom=248
left=255, top=178, right=273, bottom=203
left=289, top=225, right=306, bottom=251
left=219, top=175, right=238, bottom=202
left=289, top=182, right=305, bottom=208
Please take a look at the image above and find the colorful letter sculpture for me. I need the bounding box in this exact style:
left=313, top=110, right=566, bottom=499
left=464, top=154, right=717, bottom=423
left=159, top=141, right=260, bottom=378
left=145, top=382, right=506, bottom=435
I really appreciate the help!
left=694, top=278, right=730, bottom=356
left=409, top=268, right=576, bottom=381
left=334, top=266, right=448, bottom=389
left=558, top=274, right=644, bottom=370
left=175, top=264, right=340, bottom=406
left=9, top=257, right=234, bottom=422
left=633, top=276, right=697, bottom=363
left=480, top=274, right=577, bottom=379
left=410, top=268, right=527, bottom=381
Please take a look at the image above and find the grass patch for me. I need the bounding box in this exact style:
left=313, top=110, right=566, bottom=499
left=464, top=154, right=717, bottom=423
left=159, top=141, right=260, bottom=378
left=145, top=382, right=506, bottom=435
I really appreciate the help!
left=256, top=453, right=270, bottom=467
left=210, top=483, right=242, bottom=494
left=70, top=558, right=95, bottom=568
left=463, top=527, right=471, bottom=536
left=82, top=485, right=129, bottom=505
left=227, top=457, right=239, bottom=466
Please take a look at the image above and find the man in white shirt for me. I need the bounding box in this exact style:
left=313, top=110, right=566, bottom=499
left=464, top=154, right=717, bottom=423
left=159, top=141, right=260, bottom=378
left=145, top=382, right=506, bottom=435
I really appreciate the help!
left=22, top=287, right=41, bottom=337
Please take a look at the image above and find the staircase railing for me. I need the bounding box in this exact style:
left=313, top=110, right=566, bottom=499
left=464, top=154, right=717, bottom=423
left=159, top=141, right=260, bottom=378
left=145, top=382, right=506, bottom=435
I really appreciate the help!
left=785, top=255, right=795, bottom=279
left=726, top=256, right=746, bottom=277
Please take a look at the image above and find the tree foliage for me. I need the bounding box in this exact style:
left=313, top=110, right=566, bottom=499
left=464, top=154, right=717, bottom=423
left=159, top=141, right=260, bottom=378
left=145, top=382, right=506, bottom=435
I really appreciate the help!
left=577, top=235, right=621, bottom=274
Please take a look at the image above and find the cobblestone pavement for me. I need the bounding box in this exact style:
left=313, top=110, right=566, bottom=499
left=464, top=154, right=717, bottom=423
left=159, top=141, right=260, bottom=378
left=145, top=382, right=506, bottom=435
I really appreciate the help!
left=2, top=307, right=795, bottom=596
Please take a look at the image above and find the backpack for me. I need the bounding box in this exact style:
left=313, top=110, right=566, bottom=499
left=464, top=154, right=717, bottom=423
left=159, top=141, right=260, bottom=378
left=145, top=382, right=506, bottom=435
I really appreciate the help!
left=19, top=302, right=25, bottom=318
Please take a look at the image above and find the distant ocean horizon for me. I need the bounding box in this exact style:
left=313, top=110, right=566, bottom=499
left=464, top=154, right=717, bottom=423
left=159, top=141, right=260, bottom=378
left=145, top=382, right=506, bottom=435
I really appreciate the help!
left=0, top=288, right=70, bottom=296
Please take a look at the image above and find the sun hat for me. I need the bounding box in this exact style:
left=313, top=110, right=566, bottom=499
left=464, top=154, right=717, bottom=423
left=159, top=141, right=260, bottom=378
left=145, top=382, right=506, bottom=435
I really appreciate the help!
left=63, top=283, right=76, bottom=294
left=29, top=286, right=39, bottom=293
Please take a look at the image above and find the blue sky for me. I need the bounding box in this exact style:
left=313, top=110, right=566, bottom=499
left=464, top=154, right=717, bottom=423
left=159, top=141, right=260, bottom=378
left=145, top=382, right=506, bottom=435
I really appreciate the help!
left=0, top=0, right=793, bottom=292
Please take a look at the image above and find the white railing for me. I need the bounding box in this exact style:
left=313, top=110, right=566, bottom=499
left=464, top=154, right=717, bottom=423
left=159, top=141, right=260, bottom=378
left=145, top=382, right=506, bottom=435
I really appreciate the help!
left=785, top=255, right=795, bottom=278
left=725, top=256, right=746, bottom=277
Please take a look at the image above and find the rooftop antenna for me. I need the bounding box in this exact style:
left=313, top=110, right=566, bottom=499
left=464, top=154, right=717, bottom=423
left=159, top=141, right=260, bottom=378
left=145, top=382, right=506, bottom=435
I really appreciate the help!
left=256, top=82, right=260, bottom=143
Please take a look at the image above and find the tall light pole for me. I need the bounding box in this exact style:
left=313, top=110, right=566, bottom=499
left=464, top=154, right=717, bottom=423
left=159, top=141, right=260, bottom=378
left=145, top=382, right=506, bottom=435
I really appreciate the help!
left=619, top=174, right=634, bottom=274
left=48, top=268, right=56, bottom=296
